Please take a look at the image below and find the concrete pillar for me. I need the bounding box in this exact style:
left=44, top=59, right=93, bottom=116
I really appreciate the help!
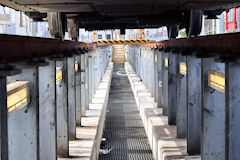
left=0, top=76, right=8, bottom=160
left=56, top=60, right=69, bottom=157
left=157, top=51, right=163, bottom=108
left=85, top=53, right=89, bottom=110
left=162, top=52, right=168, bottom=116
left=67, top=57, right=76, bottom=139
left=168, top=54, right=177, bottom=125
left=226, top=62, right=240, bottom=160
left=88, top=52, right=93, bottom=103
left=157, top=51, right=163, bottom=106
left=39, top=61, right=57, bottom=160
left=176, top=56, right=187, bottom=138
left=7, top=68, right=39, bottom=160
left=202, top=58, right=225, bottom=160
left=75, top=56, right=81, bottom=126
left=80, top=53, right=86, bottom=117
left=186, top=56, right=202, bottom=155
left=154, top=50, right=158, bottom=104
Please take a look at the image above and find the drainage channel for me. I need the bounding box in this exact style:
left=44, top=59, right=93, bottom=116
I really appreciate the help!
left=99, top=64, right=154, bottom=160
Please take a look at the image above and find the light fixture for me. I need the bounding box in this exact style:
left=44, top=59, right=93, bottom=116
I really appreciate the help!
left=179, top=62, right=187, bottom=75
left=75, top=61, right=79, bottom=72
left=165, top=58, right=168, bottom=67
left=7, top=81, right=29, bottom=112
left=56, top=67, right=63, bottom=83
left=208, top=70, right=225, bottom=92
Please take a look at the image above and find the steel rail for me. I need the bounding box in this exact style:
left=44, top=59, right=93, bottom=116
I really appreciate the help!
left=0, top=34, right=94, bottom=63
left=157, top=32, right=240, bottom=57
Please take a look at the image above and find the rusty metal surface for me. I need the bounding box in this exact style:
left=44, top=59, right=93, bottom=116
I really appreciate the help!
left=0, top=34, right=94, bottom=63
left=158, top=33, right=240, bottom=57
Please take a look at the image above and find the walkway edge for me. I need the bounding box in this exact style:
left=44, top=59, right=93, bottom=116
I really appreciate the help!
left=125, top=62, right=200, bottom=160
left=90, top=62, right=114, bottom=160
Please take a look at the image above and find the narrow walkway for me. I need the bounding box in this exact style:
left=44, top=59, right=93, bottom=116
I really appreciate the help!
left=99, top=64, right=154, bottom=160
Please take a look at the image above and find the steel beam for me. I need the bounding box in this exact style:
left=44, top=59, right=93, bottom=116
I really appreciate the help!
left=0, top=34, right=90, bottom=63
left=39, top=61, right=57, bottom=160
left=158, top=32, right=240, bottom=57
left=186, top=56, right=202, bottom=155
left=202, top=58, right=225, bottom=160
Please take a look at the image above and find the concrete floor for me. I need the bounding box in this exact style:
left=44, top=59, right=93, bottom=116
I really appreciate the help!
left=99, top=64, right=154, bottom=160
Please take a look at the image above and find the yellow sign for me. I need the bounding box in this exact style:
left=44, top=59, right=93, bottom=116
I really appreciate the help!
left=179, top=63, right=187, bottom=75
left=155, top=55, right=158, bottom=62
left=7, top=81, right=29, bottom=112
left=208, top=70, right=225, bottom=92
left=56, top=67, right=63, bottom=83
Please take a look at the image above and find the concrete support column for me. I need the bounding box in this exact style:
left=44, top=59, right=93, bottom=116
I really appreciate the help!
left=157, top=51, right=163, bottom=108
left=176, top=56, right=187, bottom=138
left=75, top=56, right=81, bottom=126
left=162, top=52, right=168, bottom=116
left=202, top=58, right=225, bottom=160
left=56, top=60, right=69, bottom=157
left=226, top=62, right=240, bottom=160
left=154, top=50, right=158, bottom=103
left=85, top=53, right=89, bottom=110
left=168, top=54, right=177, bottom=125
left=39, top=61, right=57, bottom=160
left=186, top=56, right=202, bottom=155
left=7, top=68, right=39, bottom=160
left=67, top=57, right=76, bottom=139
left=88, top=52, right=93, bottom=104
left=80, top=54, right=86, bottom=117
left=0, top=76, right=8, bottom=160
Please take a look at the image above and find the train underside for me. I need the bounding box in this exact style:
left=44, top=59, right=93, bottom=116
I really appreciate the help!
left=1, top=0, right=240, bottom=39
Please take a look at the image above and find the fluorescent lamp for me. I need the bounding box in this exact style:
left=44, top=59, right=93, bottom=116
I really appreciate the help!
left=208, top=70, right=225, bottom=92
left=179, top=62, right=187, bottom=75
left=7, top=81, right=29, bottom=112
left=56, top=67, right=63, bottom=83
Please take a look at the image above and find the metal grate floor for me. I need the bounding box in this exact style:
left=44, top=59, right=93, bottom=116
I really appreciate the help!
left=99, top=64, right=154, bottom=160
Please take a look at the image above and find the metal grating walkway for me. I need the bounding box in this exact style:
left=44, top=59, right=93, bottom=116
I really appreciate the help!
left=99, top=64, right=154, bottom=160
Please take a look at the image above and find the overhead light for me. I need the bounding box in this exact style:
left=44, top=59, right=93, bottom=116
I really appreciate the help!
left=155, top=55, right=158, bottom=62
left=179, top=62, right=187, bottom=75
left=208, top=70, right=225, bottom=92
left=75, top=61, right=79, bottom=72
left=7, top=81, right=29, bottom=113
left=56, top=67, right=63, bottom=83
left=165, top=58, right=168, bottom=68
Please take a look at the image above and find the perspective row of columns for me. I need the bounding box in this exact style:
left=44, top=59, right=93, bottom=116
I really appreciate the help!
left=126, top=46, right=240, bottom=160
left=0, top=47, right=110, bottom=160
